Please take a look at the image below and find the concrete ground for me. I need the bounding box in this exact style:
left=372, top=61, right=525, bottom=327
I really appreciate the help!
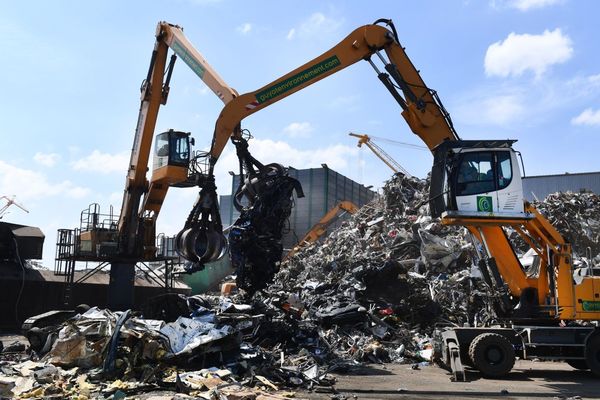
left=307, top=360, right=600, bottom=399
left=3, top=333, right=599, bottom=399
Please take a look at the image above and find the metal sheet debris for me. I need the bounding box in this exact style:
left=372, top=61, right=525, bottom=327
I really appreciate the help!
left=5, top=174, right=600, bottom=397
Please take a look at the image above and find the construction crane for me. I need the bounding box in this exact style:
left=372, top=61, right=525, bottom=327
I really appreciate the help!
left=0, top=196, right=29, bottom=219
left=349, top=132, right=423, bottom=177
left=284, top=200, right=358, bottom=261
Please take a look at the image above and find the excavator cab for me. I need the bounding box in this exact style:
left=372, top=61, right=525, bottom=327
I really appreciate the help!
left=153, top=129, right=191, bottom=168
left=151, top=129, right=192, bottom=184
left=430, top=140, right=524, bottom=218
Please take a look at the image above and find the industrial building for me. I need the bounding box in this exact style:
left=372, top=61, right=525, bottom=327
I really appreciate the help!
left=523, top=171, right=600, bottom=201
left=219, top=165, right=376, bottom=248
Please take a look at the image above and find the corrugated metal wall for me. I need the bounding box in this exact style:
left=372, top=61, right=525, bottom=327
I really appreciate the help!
left=523, top=171, right=600, bottom=201
left=219, top=166, right=376, bottom=248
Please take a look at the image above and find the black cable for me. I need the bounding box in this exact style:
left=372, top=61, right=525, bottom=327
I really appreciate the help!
left=372, top=19, right=400, bottom=43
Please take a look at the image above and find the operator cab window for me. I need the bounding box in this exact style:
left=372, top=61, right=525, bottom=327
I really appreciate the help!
left=456, top=152, right=495, bottom=196
left=497, top=151, right=513, bottom=190
left=153, top=133, right=170, bottom=170
left=169, top=134, right=189, bottom=166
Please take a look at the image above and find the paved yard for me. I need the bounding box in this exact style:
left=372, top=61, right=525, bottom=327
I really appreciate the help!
left=308, top=360, right=600, bottom=399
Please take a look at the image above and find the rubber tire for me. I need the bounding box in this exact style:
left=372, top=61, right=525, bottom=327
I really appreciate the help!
left=566, top=359, right=589, bottom=370
left=468, top=333, right=515, bottom=378
left=585, top=334, right=600, bottom=377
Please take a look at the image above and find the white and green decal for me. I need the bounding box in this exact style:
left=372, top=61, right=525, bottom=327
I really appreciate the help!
left=254, top=55, right=341, bottom=104
left=171, top=38, right=206, bottom=79
left=583, top=301, right=600, bottom=312
left=477, top=195, right=493, bottom=212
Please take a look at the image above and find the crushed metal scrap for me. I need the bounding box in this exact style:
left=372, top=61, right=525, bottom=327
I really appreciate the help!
left=513, top=191, right=600, bottom=260
left=6, top=175, right=600, bottom=398
left=264, top=173, right=491, bottom=362
left=3, top=303, right=308, bottom=399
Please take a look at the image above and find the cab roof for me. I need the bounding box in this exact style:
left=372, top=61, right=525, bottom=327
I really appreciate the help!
left=434, top=139, right=517, bottom=151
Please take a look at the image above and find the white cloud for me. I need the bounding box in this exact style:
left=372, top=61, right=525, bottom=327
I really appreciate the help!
left=71, top=150, right=129, bottom=174
left=484, top=29, right=573, bottom=78
left=242, top=139, right=358, bottom=171
left=283, top=122, right=314, bottom=138
left=287, top=12, right=343, bottom=40
left=452, top=86, right=528, bottom=126
left=482, top=94, right=525, bottom=124
left=453, top=69, right=600, bottom=130
left=213, top=138, right=359, bottom=196
left=328, top=95, right=359, bottom=110
left=571, top=108, right=600, bottom=126
left=108, top=191, right=124, bottom=207
left=558, top=75, right=600, bottom=111
left=498, top=0, right=564, bottom=11
left=185, top=0, right=223, bottom=5
left=66, top=186, right=91, bottom=199
left=567, top=73, right=600, bottom=90
left=33, top=152, right=60, bottom=167
left=0, top=160, right=90, bottom=201
left=286, top=28, right=296, bottom=40
left=236, top=23, right=252, bottom=35
left=588, top=74, right=600, bottom=85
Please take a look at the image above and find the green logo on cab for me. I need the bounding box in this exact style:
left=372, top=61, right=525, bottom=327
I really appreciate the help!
left=477, top=196, right=493, bottom=212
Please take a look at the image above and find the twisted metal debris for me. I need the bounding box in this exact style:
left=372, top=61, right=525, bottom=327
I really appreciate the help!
left=7, top=176, right=600, bottom=398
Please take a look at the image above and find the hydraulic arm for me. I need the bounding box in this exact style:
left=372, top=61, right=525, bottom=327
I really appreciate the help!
left=206, top=19, right=458, bottom=166
left=176, top=19, right=461, bottom=292
left=118, top=22, right=237, bottom=258
left=178, top=18, right=599, bottom=322
left=59, top=21, right=237, bottom=310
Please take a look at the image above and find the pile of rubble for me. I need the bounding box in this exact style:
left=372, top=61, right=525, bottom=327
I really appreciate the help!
left=534, top=191, right=600, bottom=259
left=1, top=302, right=305, bottom=399
left=260, top=177, right=600, bottom=368
left=5, top=175, right=600, bottom=398
left=264, top=174, right=490, bottom=361
left=2, top=174, right=484, bottom=398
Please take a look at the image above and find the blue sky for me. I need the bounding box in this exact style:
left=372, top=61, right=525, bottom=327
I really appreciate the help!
left=1, top=0, right=599, bottom=265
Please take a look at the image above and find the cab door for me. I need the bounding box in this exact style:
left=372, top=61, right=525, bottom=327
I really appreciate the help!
left=494, top=151, right=524, bottom=213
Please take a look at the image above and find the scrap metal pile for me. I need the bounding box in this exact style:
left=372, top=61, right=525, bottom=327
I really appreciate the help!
left=534, top=191, right=600, bottom=260
left=258, top=176, right=600, bottom=367
left=263, top=173, right=492, bottom=361
left=1, top=302, right=306, bottom=399
left=5, top=175, right=600, bottom=398
left=1, top=174, right=485, bottom=399
left=508, top=190, right=600, bottom=276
